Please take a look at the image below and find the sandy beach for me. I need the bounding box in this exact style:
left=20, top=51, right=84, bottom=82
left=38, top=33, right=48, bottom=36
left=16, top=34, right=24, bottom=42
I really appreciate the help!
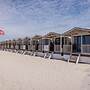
left=0, top=51, right=90, bottom=90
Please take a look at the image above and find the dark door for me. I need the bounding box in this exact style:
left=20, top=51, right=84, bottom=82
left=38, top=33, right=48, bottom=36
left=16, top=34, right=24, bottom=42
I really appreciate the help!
left=73, top=36, right=81, bottom=53
left=35, top=41, right=39, bottom=51
left=9, top=44, right=11, bottom=49
left=61, top=37, right=64, bottom=56
left=18, top=44, right=20, bottom=50
left=36, top=44, right=39, bottom=51
left=50, top=41, right=54, bottom=52
left=26, top=45, right=28, bottom=50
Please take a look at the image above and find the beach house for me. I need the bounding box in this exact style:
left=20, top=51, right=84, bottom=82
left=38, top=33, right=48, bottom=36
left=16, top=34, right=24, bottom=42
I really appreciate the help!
left=31, top=35, right=42, bottom=52
left=63, top=27, right=90, bottom=55
left=42, top=32, right=60, bottom=53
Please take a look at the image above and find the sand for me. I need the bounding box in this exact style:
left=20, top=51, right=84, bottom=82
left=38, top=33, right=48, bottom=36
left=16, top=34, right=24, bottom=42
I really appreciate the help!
left=0, top=51, right=90, bottom=90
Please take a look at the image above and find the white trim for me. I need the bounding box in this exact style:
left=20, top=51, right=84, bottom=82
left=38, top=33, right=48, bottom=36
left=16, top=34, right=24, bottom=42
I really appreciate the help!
left=81, top=35, right=83, bottom=53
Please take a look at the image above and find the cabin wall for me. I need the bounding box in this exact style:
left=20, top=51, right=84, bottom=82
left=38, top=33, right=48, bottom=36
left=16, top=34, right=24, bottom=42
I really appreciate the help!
left=22, top=45, right=26, bottom=50
left=54, top=38, right=60, bottom=53
left=82, top=45, right=90, bottom=53
left=38, top=45, right=42, bottom=51
left=70, top=35, right=90, bottom=54
left=54, top=45, right=61, bottom=53
left=82, top=35, right=90, bottom=54
left=43, top=45, right=49, bottom=52
left=62, top=37, right=71, bottom=54
left=38, top=40, right=42, bottom=52
left=31, top=45, right=36, bottom=51
left=28, top=45, right=31, bottom=51
left=11, top=45, right=14, bottom=49
left=63, top=45, right=71, bottom=53
left=42, top=39, right=49, bottom=52
left=15, top=45, right=20, bottom=50
left=19, top=45, right=23, bottom=50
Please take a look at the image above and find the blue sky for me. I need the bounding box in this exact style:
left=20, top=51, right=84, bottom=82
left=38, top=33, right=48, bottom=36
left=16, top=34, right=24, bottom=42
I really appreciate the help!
left=0, top=0, right=90, bottom=41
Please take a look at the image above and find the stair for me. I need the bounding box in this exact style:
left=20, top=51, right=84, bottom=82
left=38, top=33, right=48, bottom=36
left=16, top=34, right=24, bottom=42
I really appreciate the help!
left=70, top=56, right=77, bottom=62
left=44, top=53, right=50, bottom=58
left=68, top=54, right=80, bottom=64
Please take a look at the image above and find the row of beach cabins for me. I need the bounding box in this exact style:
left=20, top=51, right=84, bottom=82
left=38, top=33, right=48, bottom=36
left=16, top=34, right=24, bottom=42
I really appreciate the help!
left=0, top=27, right=90, bottom=64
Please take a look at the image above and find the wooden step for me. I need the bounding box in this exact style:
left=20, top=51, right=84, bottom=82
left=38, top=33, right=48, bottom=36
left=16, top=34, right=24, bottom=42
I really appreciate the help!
left=70, top=56, right=77, bottom=62
left=68, top=54, right=80, bottom=64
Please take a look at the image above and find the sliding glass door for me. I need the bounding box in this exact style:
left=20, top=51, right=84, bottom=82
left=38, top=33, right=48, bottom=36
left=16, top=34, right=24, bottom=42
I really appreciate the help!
left=73, top=36, right=81, bottom=53
left=82, top=35, right=90, bottom=53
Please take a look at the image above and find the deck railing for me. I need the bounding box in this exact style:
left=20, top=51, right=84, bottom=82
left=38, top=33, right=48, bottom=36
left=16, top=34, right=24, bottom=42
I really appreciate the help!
left=28, top=45, right=31, bottom=51
left=38, top=45, right=42, bottom=51
left=54, top=45, right=61, bottom=52
left=82, top=45, right=90, bottom=53
left=63, top=45, right=71, bottom=53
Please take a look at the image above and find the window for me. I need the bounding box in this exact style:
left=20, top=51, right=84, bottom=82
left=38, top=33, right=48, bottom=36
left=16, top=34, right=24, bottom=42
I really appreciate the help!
left=55, top=38, right=60, bottom=45
left=32, top=41, right=36, bottom=45
left=42, top=39, right=49, bottom=45
left=64, top=37, right=71, bottom=45
left=38, top=40, right=42, bottom=45
left=83, top=35, right=90, bottom=44
left=74, top=36, right=81, bottom=45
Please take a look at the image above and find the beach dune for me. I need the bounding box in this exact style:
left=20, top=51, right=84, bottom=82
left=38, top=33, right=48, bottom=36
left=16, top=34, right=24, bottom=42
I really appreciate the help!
left=0, top=51, right=89, bottom=90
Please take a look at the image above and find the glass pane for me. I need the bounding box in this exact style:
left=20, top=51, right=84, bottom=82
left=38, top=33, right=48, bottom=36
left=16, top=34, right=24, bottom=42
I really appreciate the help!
left=32, top=41, right=35, bottom=45
left=42, top=39, right=49, bottom=45
left=55, top=38, right=60, bottom=45
left=38, top=40, right=42, bottom=45
left=73, top=36, right=81, bottom=52
left=64, top=37, right=71, bottom=45
left=83, top=35, right=90, bottom=44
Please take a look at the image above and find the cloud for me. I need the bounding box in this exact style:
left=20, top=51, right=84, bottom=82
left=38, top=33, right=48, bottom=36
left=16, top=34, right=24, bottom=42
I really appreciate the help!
left=0, top=0, right=90, bottom=41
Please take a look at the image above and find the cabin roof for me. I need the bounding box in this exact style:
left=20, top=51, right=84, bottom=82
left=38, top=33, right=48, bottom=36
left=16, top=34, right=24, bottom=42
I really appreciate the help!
left=22, top=37, right=30, bottom=40
left=21, top=37, right=30, bottom=44
left=42, top=32, right=61, bottom=39
left=32, top=35, right=42, bottom=40
left=63, top=27, right=90, bottom=36
left=16, top=38, right=22, bottom=44
left=22, top=37, right=30, bottom=42
left=10, top=39, right=16, bottom=44
left=6, top=40, right=11, bottom=44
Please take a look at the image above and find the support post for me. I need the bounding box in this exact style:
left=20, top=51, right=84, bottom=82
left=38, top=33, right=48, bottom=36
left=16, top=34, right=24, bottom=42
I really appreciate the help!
left=68, top=36, right=72, bottom=63
left=61, top=35, right=63, bottom=56
left=81, top=35, right=83, bottom=54
left=76, top=54, right=80, bottom=64
left=49, top=39, right=50, bottom=53
left=71, top=36, right=73, bottom=54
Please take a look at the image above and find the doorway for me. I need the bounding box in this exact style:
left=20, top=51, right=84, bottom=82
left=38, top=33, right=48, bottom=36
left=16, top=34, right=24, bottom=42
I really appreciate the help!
left=50, top=41, right=54, bottom=52
left=26, top=45, right=28, bottom=50
left=73, top=36, right=81, bottom=53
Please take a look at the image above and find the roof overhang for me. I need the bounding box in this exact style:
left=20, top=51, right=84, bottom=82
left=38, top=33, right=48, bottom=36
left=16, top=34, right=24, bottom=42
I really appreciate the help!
left=42, top=32, right=61, bottom=39
left=32, top=35, right=42, bottom=40
left=63, top=27, right=90, bottom=36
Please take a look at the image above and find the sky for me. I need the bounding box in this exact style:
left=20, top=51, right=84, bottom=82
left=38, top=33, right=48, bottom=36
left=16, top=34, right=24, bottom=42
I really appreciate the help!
left=0, top=0, right=90, bottom=41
